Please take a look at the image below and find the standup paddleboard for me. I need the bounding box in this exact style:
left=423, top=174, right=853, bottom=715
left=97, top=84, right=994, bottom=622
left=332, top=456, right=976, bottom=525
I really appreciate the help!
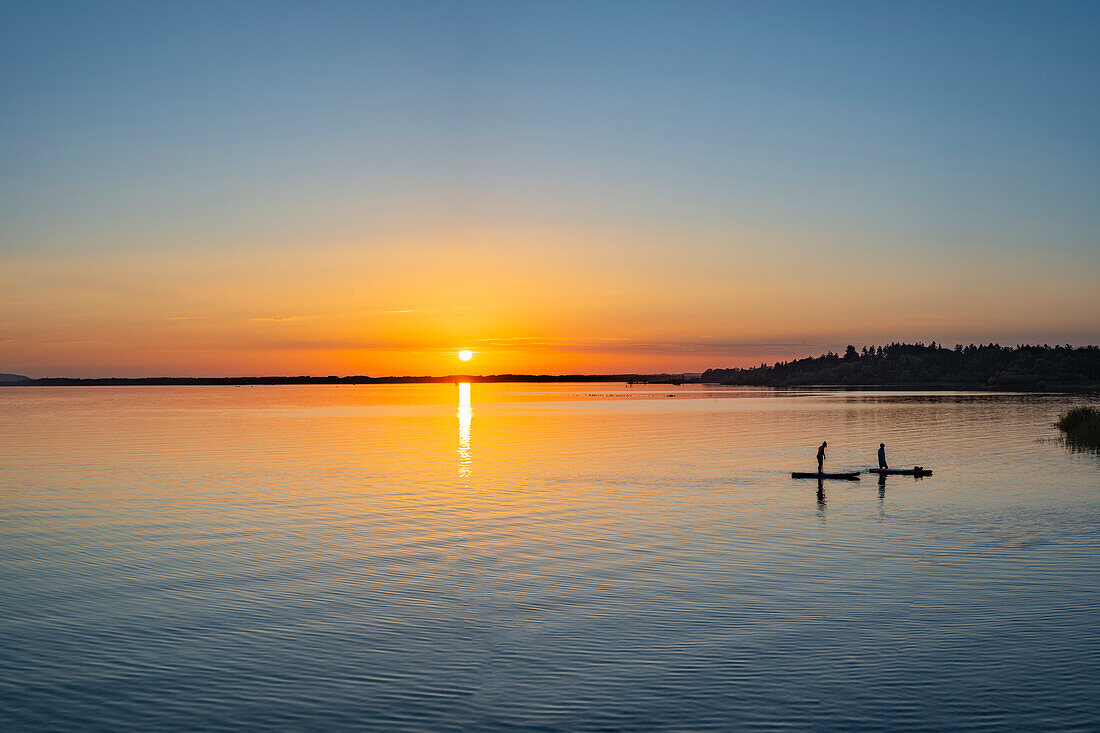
left=791, top=471, right=861, bottom=480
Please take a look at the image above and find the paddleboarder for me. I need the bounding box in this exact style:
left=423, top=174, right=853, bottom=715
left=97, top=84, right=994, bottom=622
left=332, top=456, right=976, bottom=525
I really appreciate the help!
left=878, top=443, right=888, bottom=469
left=817, top=441, right=827, bottom=472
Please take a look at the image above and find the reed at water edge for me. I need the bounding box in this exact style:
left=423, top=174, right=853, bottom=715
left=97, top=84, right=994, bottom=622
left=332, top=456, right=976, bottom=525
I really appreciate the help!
left=1057, top=406, right=1100, bottom=449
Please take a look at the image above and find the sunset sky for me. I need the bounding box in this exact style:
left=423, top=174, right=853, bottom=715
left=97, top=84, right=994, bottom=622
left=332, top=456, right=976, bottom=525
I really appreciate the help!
left=2, top=1, right=1098, bottom=377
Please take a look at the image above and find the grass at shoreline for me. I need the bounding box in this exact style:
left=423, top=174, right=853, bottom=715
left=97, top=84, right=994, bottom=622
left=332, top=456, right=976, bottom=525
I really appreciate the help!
left=1057, top=406, right=1100, bottom=449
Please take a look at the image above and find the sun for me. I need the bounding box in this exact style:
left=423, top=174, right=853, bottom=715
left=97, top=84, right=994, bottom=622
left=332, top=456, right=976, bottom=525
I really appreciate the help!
left=458, top=350, right=473, bottom=362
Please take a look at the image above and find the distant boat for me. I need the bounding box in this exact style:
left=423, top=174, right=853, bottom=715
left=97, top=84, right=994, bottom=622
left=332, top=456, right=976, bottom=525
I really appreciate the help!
left=791, top=471, right=860, bottom=480
left=868, top=468, right=933, bottom=476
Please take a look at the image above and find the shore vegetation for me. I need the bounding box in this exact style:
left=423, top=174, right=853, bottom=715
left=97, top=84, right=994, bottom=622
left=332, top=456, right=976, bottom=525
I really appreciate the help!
left=1057, top=406, right=1100, bottom=449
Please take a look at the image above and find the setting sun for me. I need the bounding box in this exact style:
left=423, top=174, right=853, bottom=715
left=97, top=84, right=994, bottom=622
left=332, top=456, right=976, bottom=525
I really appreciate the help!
left=458, top=350, right=473, bottom=362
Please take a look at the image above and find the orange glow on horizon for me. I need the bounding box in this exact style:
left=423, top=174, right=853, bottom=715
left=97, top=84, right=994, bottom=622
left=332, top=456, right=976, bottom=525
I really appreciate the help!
left=2, top=228, right=1098, bottom=378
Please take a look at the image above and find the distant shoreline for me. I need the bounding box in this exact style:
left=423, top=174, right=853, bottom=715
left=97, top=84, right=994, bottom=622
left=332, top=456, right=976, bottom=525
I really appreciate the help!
left=1, top=377, right=1097, bottom=391
left=4, top=343, right=1097, bottom=390
left=702, top=343, right=1100, bottom=391
left=0, top=374, right=693, bottom=386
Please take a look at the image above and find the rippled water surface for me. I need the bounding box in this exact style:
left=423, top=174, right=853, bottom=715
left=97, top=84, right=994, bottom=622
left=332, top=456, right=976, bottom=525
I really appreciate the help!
left=2, top=384, right=1099, bottom=731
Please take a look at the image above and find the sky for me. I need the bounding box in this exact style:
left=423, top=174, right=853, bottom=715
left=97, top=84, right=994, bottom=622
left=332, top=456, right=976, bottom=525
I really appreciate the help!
left=2, top=0, right=1098, bottom=377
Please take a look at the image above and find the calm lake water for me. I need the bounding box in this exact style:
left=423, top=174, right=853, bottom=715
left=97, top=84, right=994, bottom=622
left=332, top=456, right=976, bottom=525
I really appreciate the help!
left=1, top=384, right=1098, bottom=731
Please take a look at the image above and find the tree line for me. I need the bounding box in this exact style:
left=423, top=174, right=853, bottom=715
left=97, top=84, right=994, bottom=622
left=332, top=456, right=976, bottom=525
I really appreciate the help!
left=701, top=343, right=1100, bottom=389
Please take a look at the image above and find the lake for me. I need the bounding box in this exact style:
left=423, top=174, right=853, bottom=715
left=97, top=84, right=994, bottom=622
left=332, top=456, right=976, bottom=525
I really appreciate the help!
left=1, top=384, right=1098, bottom=731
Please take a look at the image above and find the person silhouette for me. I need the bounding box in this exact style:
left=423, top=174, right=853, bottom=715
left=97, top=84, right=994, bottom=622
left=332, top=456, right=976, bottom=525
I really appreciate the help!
left=817, top=441, right=827, bottom=472
left=878, top=442, right=888, bottom=469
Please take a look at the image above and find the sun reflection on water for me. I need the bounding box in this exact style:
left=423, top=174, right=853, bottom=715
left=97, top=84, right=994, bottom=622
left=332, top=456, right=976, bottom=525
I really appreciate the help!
left=457, top=382, right=471, bottom=479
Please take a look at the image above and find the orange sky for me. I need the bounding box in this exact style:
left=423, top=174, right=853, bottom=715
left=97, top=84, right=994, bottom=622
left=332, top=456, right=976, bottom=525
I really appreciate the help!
left=3, top=226, right=1097, bottom=377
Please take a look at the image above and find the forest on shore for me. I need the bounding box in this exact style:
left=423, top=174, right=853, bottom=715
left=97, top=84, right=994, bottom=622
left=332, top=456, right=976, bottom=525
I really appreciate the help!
left=701, top=343, right=1100, bottom=389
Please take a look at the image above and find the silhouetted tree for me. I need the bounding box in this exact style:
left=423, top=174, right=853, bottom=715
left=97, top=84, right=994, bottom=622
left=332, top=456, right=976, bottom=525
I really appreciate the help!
left=700, top=344, right=1100, bottom=388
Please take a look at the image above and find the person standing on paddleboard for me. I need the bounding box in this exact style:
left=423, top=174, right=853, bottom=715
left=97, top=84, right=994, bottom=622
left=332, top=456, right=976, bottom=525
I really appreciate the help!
left=878, top=443, right=888, bottom=469
left=817, top=441, right=827, bottom=472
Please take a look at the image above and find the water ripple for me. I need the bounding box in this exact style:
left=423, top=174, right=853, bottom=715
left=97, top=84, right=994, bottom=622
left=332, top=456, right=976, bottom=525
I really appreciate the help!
left=1, top=386, right=1098, bottom=730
